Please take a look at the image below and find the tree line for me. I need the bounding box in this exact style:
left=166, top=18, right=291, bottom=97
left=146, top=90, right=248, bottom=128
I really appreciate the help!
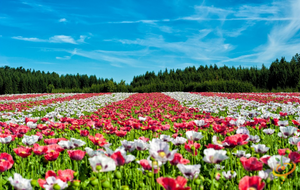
left=0, top=53, right=300, bottom=94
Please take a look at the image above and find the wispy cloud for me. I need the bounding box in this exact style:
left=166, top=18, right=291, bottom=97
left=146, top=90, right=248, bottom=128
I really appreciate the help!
left=59, top=18, right=67, bottom=22
left=12, top=36, right=45, bottom=42
left=56, top=49, right=77, bottom=60
left=108, top=19, right=160, bottom=24
left=21, top=1, right=56, bottom=14
left=53, top=48, right=156, bottom=68
left=49, top=35, right=77, bottom=44
left=11, top=35, right=90, bottom=44
left=254, top=0, right=300, bottom=63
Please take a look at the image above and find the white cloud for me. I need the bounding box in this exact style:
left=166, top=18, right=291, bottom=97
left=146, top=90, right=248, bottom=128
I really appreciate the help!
left=56, top=56, right=71, bottom=60
left=11, top=36, right=46, bottom=42
left=77, top=35, right=87, bottom=43
left=59, top=18, right=67, bottom=22
left=11, top=35, right=90, bottom=44
left=108, top=19, right=160, bottom=24
left=49, top=35, right=77, bottom=44
left=56, top=49, right=77, bottom=60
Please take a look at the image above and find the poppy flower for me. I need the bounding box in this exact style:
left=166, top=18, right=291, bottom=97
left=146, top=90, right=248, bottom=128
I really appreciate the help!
left=110, top=151, right=126, bottom=166
left=288, top=152, right=300, bottom=163
left=205, top=144, right=224, bottom=150
left=0, top=153, right=14, bottom=172
left=44, top=151, right=60, bottom=161
left=203, top=148, right=228, bottom=164
left=170, top=153, right=190, bottom=165
left=45, top=144, right=64, bottom=153
left=44, top=138, right=59, bottom=145
left=89, top=154, right=116, bottom=172
left=240, top=157, right=263, bottom=171
left=222, top=134, right=248, bottom=148
left=157, top=176, right=191, bottom=190
left=13, top=146, right=32, bottom=158
left=185, top=131, right=203, bottom=141
left=133, top=139, right=149, bottom=151
left=177, top=164, right=201, bottom=179
left=115, top=130, right=127, bottom=137
left=33, top=144, right=47, bottom=155
left=57, top=169, right=75, bottom=182
left=8, top=173, right=32, bottom=190
left=80, top=130, right=89, bottom=137
left=67, top=150, right=86, bottom=161
left=139, top=136, right=149, bottom=142
left=238, top=176, right=265, bottom=190
left=88, top=134, right=108, bottom=147
left=184, top=140, right=200, bottom=156
left=136, top=157, right=162, bottom=174
left=149, top=139, right=178, bottom=163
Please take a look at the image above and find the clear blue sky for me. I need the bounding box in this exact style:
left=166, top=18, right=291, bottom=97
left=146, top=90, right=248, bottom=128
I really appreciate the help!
left=1, top=0, right=300, bottom=83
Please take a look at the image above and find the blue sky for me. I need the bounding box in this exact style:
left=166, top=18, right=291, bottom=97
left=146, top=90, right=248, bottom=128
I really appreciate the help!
left=1, top=0, right=300, bottom=83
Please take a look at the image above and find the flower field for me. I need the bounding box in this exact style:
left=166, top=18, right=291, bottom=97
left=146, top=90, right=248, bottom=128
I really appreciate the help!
left=1, top=92, right=300, bottom=190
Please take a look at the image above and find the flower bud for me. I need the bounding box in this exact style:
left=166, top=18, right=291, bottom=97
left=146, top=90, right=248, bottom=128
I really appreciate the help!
left=90, top=178, right=99, bottom=186
left=139, top=182, right=145, bottom=187
left=96, top=165, right=102, bottom=171
left=115, top=171, right=122, bottom=179
left=31, top=179, right=38, bottom=187
left=102, top=180, right=111, bottom=188
left=53, top=184, right=61, bottom=190
left=72, top=180, right=81, bottom=187
left=195, top=179, right=201, bottom=185
left=121, top=185, right=130, bottom=190
left=147, top=172, right=153, bottom=177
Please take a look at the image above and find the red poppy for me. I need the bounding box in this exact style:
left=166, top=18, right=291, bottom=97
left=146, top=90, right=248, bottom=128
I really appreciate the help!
left=259, top=156, right=271, bottom=165
left=44, top=151, right=60, bottom=161
left=205, top=144, right=224, bottom=150
left=289, top=152, right=300, bottom=163
left=37, top=124, right=48, bottom=130
left=240, top=157, right=263, bottom=171
left=88, top=133, right=108, bottom=146
left=115, top=130, right=127, bottom=137
left=239, top=176, right=265, bottom=190
left=184, top=140, right=201, bottom=156
left=13, top=146, right=32, bottom=158
left=38, top=169, right=75, bottom=187
left=58, top=169, right=75, bottom=182
left=67, top=150, right=86, bottom=161
left=170, top=153, right=190, bottom=165
left=139, top=136, right=149, bottom=142
left=33, top=143, right=47, bottom=155
left=278, top=148, right=291, bottom=155
left=138, top=159, right=159, bottom=173
left=111, top=151, right=126, bottom=166
left=45, top=144, right=64, bottom=153
left=222, top=134, right=248, bottom=148
left=44, top=138, right=58, bottom=145
left=157, top=176, right=191, bottom=190
left=0, top=153, right=14, bottom=172
left=213, top=124, right=226, bottom=134
left=80, top=130, right=89, bottom=137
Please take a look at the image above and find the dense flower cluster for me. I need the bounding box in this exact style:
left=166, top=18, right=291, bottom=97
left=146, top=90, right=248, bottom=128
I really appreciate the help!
left=0, top=92, right=300, bottom=189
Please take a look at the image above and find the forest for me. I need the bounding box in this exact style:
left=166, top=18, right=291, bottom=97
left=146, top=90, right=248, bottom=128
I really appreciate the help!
left=0, top=53, right=300, bottom=94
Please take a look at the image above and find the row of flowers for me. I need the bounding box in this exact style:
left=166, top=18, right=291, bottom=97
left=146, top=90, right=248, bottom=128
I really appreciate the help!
left=190, top=92, right=300, bottom=104
left=0, top=93, right=79, bottom=104
left=0, top=93, right=110, bottom=112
